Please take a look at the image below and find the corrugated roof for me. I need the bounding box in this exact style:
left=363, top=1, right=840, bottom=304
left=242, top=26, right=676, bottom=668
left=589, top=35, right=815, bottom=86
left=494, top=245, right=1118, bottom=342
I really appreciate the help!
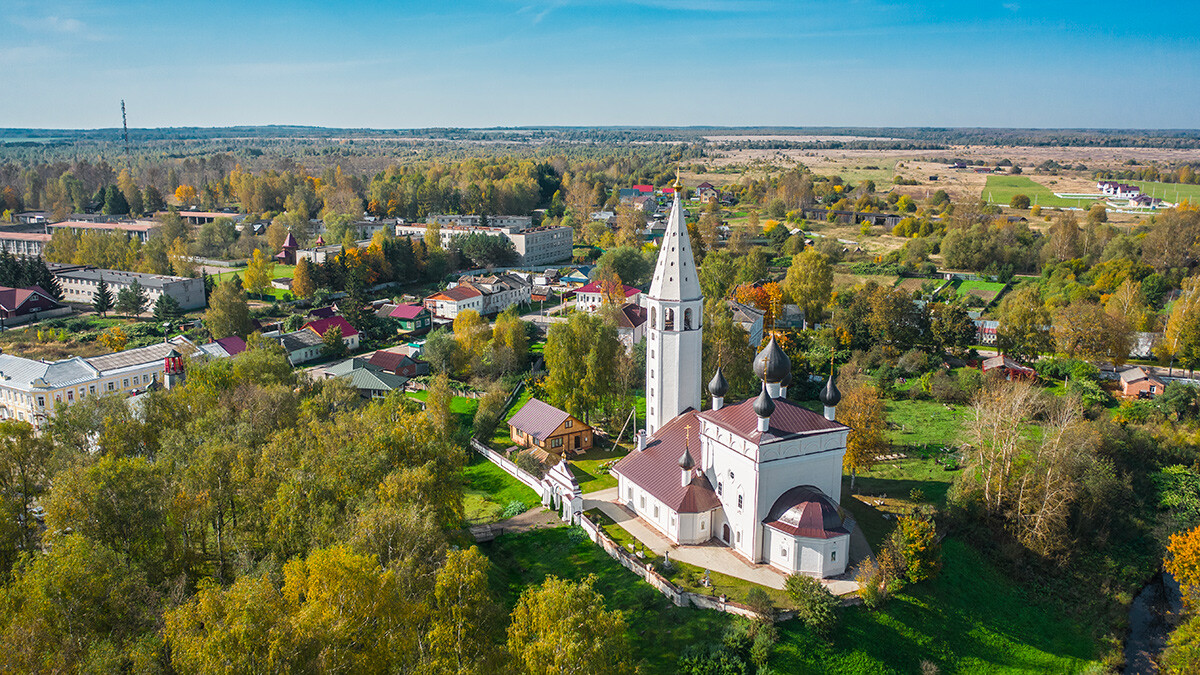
left=390, top=304, right=426, bottom=320
left=305, top=316, right=359, bottom=339
left=507, top=398, right=573, bottom=442
left=0, top=353, right=48, bottom=389
left=430, top=286, right=484, bottom=302
left=343, top=367, right=407, bottom=392
left=612, top=410, right=721, bottom=514
left=616, top=303, right=647, bottom=329
left=87, top=340, right=196, bottom=374
left=279, top=329, right=323, bottom=352
left=43, top=357, right=99, bottom=387
left=1120, top=367, right=1161, bottom=384
left=697, top=396, right=846, bottom=445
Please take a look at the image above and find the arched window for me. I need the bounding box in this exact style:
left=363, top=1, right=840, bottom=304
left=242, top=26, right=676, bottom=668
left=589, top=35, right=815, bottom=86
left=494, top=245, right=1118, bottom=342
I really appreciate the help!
left=684, top=307, right=693, bottom=330
left=650, top=306, right=656, bottom=330
left=664, top=308, right=675, bottom=331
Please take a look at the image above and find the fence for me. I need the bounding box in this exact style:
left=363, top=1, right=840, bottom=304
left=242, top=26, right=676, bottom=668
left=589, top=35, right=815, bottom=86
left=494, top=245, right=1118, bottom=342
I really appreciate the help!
left=407, top=379, right=485, bottom=399
left=577, top=512, right=787, bottom=622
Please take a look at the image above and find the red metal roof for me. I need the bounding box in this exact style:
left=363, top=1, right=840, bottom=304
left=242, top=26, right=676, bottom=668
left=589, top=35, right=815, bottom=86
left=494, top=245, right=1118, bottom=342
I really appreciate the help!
left=697, top=396, right=846, bottom=445
left=305, top=315, right=359, bottom=338
left=214, top=336, right=247, bottom=356
left=616, top=303, right=647, bottom=329
left=507, top=398, right=576, bottom=442
left=0, top=285, right=57, bottom=312
left=632, top=184, right=654, bottom=193
left=575, top=281, right=640, bottom=297
left=612, top=411, right=722, bottom=514
left=367, top=350, right=415, bottom=373
left=389, top=304, right=426, bottom=320
left=428, top=285, right=483, bottom=302
left=762, top=486, right=850, bottom=539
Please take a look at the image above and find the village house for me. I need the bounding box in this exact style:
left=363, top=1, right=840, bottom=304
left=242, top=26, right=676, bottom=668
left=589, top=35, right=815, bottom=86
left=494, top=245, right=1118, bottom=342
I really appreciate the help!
left=728, top=300, right=765, bottom=347
left=317, top=357, right=408, bottom=399
left=615, top=303, right=648, bottom=350
left=451, top=273, right=532, bottom=315
left=376, top=303, right=432, bottom=334
left=273, top=328, right=325, bottom=365
left=574, top=280, right=642, bottom=313
left=305, top=316, right=360, bottom=352
left=366, top=349, right=429, bottom=377
left=507, top=397, right=593, bottom=455
left=1120, top=367, right=1165, bottom=398
left=424, top=285, right=484, bottom=321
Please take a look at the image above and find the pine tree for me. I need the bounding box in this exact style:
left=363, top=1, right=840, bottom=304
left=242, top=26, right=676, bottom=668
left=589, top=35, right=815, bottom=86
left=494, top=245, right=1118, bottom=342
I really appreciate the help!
left=92, top=277, right=114, bottom=316
left=115, top=279, right=148, bottom=317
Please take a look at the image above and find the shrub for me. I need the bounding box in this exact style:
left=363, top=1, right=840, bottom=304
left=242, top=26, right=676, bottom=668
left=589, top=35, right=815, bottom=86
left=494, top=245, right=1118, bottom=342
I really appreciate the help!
left=1066, top=376, right=1111, bottom=407
left=500, top=500, right=528, bottom=519
left=929, top=370, right=968, bottom=404
left=785, top=574, right=839, bottom=636
left=891, top=515, right=942, bottom=583
left=744, top=587, right=775, bottom=622
left=898, top=349, right=934, bottom=376
left=1009, top=194, right=1031, bottom=209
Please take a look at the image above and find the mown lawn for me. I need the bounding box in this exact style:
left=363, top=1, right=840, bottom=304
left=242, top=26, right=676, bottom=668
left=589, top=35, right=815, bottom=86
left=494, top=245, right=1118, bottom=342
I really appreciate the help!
left=212, top=264, right=297, bottom=300
left=569, top=442, right=628, bottom=493
left=406, top=390, right=480, bottom=430
left=1127, top=180, right=1200, bottom=204
left=462, top=453, right=539, bottom=523
left=770, top=538, right=1100, bottom=674
left=482, top=527, right=733, bottom=675
left=983, top=175, right=1099, bottom=209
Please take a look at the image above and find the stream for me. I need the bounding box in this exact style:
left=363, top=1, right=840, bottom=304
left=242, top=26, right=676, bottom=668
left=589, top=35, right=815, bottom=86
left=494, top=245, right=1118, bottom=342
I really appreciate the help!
left=1124, top=572, right=1183, bottom=674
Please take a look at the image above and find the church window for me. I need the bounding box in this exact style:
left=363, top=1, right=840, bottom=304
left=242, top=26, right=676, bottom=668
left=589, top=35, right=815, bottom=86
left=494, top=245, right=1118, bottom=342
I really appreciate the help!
left=665, top=308, right=674, bottom=330
left=736, top=530, right=742, bottom=543
left=670, top=515, right=676, bottom=528
left=831, top=550, right=837, bottom=561
left=628, top=488, right=633, bottom=501
left=640, top=496, right=646, bottom=509
left=781, top=547, right=787, bottom=558
left=737, top=493, right=743, bottom=510
left=654, top=505, right=660, bottom=519
left=650, top=307, right=656, bottom=329
left=717, top=481, right=723, bottom=496
left=684, top=308, right=693, bottom=330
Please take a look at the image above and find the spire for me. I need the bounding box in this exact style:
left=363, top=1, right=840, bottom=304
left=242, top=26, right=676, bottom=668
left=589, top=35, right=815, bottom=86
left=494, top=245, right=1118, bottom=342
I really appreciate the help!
left=648, top=190, right=701, bottom=302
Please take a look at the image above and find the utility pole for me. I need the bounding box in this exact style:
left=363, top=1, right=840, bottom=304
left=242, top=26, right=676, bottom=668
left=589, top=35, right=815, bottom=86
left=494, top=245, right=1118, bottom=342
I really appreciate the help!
left=121, top=100, right=129, bottom=155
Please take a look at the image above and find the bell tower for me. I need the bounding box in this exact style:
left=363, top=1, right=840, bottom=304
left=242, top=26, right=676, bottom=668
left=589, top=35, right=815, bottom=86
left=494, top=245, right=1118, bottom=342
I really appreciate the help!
left=645, top=177, right=703, bottom=435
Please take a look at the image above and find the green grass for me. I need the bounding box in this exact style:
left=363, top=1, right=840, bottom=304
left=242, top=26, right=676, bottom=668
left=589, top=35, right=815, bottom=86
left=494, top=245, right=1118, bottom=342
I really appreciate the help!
left=483, top=527, right=732, bottom=675
left=406, top=390, right=480, bottom=430
left=983, top=175, right=1100, bottom=209
left=1126, top=180, right=1200, bottom=205
left=771, top=538, right=1100, bottom=674
left=956, top=279, right=1007, bottom=304
left=462, top=453, right=539, bottom=523
left=568, top=441, right=630, bottom=493
left=212, top=264, right=297, bottom=300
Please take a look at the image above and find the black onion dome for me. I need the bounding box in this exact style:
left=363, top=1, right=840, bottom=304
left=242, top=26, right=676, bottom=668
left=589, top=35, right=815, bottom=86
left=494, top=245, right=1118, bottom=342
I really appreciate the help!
left=819, top=371, right=841, bottom=407
left=752, top=335, right=791, bottom=383
left=780, top=368, right=792, bottom=389
left=753, top=383, right=776, bottom=418
left=708, top=367, right=729, bottom=398
left=678, top=446, right=695, bottom=470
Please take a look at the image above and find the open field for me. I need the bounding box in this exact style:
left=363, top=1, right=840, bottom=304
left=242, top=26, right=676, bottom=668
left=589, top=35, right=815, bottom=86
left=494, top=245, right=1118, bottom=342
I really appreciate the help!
left=212, top=263, right=297, bottom=299
left=1127, top=180, right=1200, bottom=204
left=462, top=453, right=539, bottom=523
left=982, top=175, right=1101, bottom=209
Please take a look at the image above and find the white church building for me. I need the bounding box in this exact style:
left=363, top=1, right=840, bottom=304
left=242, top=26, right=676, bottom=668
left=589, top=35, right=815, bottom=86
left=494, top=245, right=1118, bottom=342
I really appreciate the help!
left=613, top=183, right=855, bottom=578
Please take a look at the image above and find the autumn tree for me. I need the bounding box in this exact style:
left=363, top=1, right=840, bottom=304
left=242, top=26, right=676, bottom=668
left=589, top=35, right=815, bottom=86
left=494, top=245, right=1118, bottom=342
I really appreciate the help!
left=321, top=325, right=346, bottom=358
left=0, top=420, right=51, bottom=572
left=175, top=184, right=198, bottom=206
left=891, top=514, right=941, bottom=582
left=838, top=383, right=887, bottom=489
left=243, top=248, right=274, bottom=298
left=423, top=372, right=457, bottom=441
left=453, top=309, right=492, bottom=376
left=1053, top=300, right=1133, bottom=366
left=996, top=285, right=1052, bottom=362
left=490, top=306, right=529, bottom=376
left=507, top=575, right=634, bottom=675
left=427, top=547, right=504, bottom=674
left=784, top=249, right=833, bottom=326
left=544, top=311, right=622, bottom=422
left=98, top=325, right=129, bottom=351
left=205, top=276, right=251, bottom=339
left=1158, top=276, right=1200, bottom=374
left=292, top=256, right=315, bottom=299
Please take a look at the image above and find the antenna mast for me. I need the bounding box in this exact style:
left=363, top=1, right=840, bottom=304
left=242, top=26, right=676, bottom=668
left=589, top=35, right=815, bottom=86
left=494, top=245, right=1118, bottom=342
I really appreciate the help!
left=120, top=100, right=129, bottom=155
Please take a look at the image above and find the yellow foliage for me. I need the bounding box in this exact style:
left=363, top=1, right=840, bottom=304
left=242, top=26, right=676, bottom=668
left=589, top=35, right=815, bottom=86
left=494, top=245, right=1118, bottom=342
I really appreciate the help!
left=1168, top=524, right=1200, bottom=610
left=98, top=326, right=128, bottom=352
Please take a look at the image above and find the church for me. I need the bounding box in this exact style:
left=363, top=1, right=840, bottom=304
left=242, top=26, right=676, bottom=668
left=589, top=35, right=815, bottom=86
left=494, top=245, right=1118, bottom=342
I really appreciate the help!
left=612, top=183, right=855, bottom=578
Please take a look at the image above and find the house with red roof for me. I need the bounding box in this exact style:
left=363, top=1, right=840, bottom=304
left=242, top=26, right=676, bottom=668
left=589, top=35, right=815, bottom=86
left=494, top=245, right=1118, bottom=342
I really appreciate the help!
left=0, top=285, right=68, bottom=325
left=508, top=397, right=593, bottom=455
left=574, top=280, right=642, bottom=313
left=423, top=285, right=484, bottom=320
left=304, top=315, right=360, bottom=352
left=615, top=303, right=647, bottom=349
left=381, top=303, right=431, bottom=333
left=632, top=184, right=654, bottom=194
left=367, top=349, right=429, bottom=377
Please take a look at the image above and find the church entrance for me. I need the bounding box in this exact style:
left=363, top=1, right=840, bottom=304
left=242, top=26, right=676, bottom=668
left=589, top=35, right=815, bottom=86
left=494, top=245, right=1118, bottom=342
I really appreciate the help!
left=722, top=524, right=730, bottom=544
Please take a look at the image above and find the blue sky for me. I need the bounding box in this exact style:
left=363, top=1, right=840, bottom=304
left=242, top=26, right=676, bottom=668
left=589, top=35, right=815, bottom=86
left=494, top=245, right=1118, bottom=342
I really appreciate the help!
left=3, top=0, right=1198, bottom=129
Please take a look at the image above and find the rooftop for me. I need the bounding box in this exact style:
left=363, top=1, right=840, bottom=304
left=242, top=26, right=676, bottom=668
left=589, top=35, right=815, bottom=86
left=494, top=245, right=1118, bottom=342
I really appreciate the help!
left=507, top=397, right=575, bottom=442
left=697, top=396, right=846, bottom=445
left=612, top=410, right=722, bottom=514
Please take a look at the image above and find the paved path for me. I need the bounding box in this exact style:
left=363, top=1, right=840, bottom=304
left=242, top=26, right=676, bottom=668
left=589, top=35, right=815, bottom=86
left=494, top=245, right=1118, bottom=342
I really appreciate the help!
left=582, top=488, right=863, bottom=595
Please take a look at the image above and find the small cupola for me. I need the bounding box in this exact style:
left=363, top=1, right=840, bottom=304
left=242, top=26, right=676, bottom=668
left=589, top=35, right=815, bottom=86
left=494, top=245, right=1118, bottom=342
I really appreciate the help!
left=753, top=382, right=775, bottom=432
left=708, top=367, right=728, bottom=410
left=819, top=368, right=841, bottom=421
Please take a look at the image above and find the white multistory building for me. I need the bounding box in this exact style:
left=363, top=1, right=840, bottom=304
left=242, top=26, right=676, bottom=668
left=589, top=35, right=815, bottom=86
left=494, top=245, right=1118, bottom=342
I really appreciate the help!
left=613, top=183, right=855, bottom=578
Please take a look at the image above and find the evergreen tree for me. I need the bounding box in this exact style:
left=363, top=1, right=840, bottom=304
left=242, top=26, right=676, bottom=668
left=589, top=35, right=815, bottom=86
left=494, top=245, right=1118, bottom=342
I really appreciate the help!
left=92, top=277, right=113, bottom=316
left=152, top=293, right=183, bottom=322
left=115, top=279, right=148, bottom=317
left=102, top=185, right=130, bottom=216
left=201, top=271, right=214, bottom=300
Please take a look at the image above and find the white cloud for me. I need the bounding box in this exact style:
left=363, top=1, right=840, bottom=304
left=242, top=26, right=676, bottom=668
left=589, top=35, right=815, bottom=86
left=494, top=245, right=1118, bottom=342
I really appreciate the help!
left=1002, top=3, right=1020, bottom=11
left=11, top=15, right=85, bottom=33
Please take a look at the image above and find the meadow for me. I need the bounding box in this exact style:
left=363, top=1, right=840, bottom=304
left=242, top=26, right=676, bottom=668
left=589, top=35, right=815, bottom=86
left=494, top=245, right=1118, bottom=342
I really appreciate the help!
left=982, top=175, right=1101, bottom=209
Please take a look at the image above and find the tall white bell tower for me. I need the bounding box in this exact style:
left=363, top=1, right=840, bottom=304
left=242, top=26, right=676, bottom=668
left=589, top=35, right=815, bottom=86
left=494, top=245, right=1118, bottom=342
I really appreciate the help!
left=645, top=178, right=703, bottom=435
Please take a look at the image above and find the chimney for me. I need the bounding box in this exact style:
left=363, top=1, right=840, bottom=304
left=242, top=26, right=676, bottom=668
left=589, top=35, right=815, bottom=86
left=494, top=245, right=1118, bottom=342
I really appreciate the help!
left=635, top=429, right=647, bottom=452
